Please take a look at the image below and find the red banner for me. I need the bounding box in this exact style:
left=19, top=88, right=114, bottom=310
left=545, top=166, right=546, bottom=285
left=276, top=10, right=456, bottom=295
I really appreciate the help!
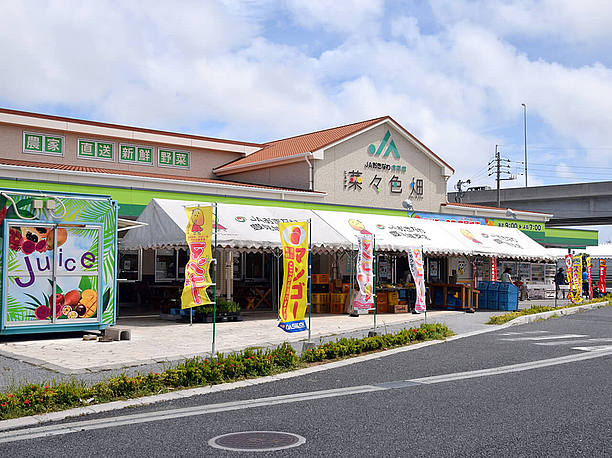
left=599, top=259, right=607, bottom=294
left=490, top=258, right=497, bottom=281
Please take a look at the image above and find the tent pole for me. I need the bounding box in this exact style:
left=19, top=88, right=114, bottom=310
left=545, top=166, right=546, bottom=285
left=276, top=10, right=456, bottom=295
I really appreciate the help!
left=308, top=218, right=312, bottom=342
left=212, top=202, right=218, bottom=356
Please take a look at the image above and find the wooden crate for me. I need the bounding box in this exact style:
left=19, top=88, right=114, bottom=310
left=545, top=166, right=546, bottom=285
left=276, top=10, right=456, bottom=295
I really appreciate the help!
left=331, top=293, right=347, bottom=304
left=391, top=304, right=409, bottom=313
left=330, top=302, right=344, bottom=314
left=311, top=293, right=329, bottom=305
left=312, top=274, right=330, bottom=284
left=376, top=292, right=388, bottom=305
left=388, top=291, right=399, bottom=306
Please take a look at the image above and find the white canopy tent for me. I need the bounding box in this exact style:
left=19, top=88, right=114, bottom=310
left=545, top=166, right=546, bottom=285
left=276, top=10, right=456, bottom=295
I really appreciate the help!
left=120, top=199, right=552, bottom=261
left=313, top=209, right=553, bottom=261
left=119, top=198, right=350, bottom=253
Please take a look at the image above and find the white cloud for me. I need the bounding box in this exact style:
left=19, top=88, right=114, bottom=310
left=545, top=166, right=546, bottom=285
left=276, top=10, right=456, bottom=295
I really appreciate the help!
left=1, top=1, right=611, bottom=191
left=283, top=0, right=384, bottom=34
left=430, top=0, right=612, bottom=46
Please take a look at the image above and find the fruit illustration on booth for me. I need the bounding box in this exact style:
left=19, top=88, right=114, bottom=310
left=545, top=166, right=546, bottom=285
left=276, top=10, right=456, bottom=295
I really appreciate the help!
left=8, top=226, right=68, bottom=253
left=79, top=289, right=97, bottom=318
left=290, top=226, right=301, bottom=245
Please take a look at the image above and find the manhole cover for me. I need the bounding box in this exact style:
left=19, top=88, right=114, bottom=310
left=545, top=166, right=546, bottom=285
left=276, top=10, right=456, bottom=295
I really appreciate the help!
left=209, top=431, right=306, bottom=452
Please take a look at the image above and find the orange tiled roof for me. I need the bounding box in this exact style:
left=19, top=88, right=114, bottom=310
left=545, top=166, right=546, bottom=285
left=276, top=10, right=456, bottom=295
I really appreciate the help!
left=214, top=115, right=454, bottom=175
left=0, top=158, right=321, bottom=194
left=214, top=116, right=388, bottom=174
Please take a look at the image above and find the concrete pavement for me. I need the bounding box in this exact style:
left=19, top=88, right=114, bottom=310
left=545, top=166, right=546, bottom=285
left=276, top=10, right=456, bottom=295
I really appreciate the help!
left=0, top=309, right=509, bottom=376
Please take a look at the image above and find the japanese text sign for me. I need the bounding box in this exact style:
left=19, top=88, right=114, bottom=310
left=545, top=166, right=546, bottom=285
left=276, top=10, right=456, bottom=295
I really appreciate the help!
left=278, top=222, right=309, bottom=332
left=490, top=257, right=498, bottom=281
left=181, top=206, right=213, bottom=309
left=354, top=236, right=375, bottom=311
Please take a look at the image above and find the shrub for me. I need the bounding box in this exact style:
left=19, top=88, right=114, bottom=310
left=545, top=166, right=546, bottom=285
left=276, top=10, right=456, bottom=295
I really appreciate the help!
left=0, top=322, right=452, bottom=420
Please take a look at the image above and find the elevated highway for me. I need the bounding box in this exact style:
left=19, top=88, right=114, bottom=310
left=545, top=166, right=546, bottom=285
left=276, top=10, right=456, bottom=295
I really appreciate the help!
left=448, top=181, right=612, bottom=227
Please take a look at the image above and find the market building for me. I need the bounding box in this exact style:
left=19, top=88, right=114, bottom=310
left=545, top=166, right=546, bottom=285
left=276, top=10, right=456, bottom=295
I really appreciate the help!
left=0, top=108, right=590, bottom=319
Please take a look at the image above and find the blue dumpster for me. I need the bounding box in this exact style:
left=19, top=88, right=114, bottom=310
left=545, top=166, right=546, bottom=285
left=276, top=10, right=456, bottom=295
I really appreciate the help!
left=498, top=283, right=519, bottom=311
left=478, top=281, right=490, bottom=309
left=487, top=282, right=500, bottom=310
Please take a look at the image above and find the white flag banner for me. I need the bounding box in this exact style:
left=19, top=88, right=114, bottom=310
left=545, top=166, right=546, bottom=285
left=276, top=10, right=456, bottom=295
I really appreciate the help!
left=408, top=248, right=426, bottom=312
left=354, top=236, right=375, bottom=310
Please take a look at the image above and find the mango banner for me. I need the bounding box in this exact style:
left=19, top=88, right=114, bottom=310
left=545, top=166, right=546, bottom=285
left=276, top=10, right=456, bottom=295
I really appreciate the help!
left=586, top=256, right=593, bottom=300
left=278, top=222, right=309, bottom=333
left=569, top=254, right=583, bottom=304
left=408, top=248, right=426, bottom=312
left=354, top=236, right=374, bottom=311
left=599, top=259, right=607, bottom=294
left=181, top=206, right=214, bottom=309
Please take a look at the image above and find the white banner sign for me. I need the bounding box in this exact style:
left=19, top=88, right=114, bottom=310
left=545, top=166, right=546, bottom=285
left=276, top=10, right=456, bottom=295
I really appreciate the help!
left=354, top=236, right=375, bottom=310
left=408, top=248, right=426, bottom=312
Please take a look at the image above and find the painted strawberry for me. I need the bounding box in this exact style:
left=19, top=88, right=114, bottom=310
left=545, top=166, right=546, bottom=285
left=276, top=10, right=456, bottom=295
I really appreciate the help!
left=0, top=206, right=6, bottom=225
left=8, top=227, right=22, bottom=251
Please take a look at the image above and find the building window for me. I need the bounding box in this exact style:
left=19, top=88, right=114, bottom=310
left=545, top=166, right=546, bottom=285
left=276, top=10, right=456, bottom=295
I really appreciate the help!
left=155, top=249, right=189, bottom=282
left=118, top=249, right=141, bottom=281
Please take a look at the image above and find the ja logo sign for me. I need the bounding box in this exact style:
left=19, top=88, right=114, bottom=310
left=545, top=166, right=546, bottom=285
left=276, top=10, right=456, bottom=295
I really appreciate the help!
left=368, top=130, right=399, bottom=159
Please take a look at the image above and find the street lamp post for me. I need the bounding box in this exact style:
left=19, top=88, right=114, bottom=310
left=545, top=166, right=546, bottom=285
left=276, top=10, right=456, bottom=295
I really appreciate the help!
left=522, top=103, right=527, bottom=187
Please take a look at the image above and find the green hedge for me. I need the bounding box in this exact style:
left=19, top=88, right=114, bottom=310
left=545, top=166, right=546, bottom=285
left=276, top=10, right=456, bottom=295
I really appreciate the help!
left=0, top=323, right=452, bottom=421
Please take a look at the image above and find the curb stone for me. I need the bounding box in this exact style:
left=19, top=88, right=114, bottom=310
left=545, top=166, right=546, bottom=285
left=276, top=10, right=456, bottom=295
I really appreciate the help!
left=0, top=304, right=607, bottom=431
left=500, top=301, right=609, bottom=326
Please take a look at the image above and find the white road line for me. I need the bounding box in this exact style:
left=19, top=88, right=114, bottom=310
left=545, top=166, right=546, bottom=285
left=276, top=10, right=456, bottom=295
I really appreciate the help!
left=2, top=348, right=612, bottom=444
left=572, top=345, right=612, bottom=352
left=498, top=334, right=587, bottom=342
left=410, top=347, right=612, bottom=385
left=497, top=331, right=550, bottom=336
left=534, top=338, right=612, bottom=346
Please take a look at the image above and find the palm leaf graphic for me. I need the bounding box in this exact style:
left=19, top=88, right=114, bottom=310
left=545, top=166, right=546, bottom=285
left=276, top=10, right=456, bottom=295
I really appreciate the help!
left=7, top=295, right=34, bottom=322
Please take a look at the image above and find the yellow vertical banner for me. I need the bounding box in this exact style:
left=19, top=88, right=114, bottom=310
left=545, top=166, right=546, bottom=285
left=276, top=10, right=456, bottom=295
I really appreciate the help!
left=181, top=206, right=213, bottom=309
left=278, top=221, right=309, bottom=333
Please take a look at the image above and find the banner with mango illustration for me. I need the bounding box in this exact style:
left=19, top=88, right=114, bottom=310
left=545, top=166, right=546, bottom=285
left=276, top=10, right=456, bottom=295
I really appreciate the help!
left=278, top=221, right=309, bottom=333
left=181, top=206, right=214, bottom=309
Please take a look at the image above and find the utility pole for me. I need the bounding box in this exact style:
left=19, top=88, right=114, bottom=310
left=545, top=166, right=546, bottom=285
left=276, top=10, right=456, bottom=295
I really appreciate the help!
left=496, top=145, right=501, bottom=207
left=487, top=145, right=516, bottom=207
left=522, top=103, right=527, bottom=187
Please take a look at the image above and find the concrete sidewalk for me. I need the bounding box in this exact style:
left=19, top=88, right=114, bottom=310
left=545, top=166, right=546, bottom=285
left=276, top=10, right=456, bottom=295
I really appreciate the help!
left=0, top=309, right=507, bottom=379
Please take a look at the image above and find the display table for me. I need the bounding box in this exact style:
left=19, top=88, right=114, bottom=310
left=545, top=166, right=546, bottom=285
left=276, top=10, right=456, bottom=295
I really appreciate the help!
left=428, top=283, right=477, bottom=310
left=526, top=283, right=555, bottom=299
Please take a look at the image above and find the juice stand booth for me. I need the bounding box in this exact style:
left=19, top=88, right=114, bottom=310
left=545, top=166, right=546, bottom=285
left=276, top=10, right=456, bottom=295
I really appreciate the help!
left=0, top=188, right=118, bottom=335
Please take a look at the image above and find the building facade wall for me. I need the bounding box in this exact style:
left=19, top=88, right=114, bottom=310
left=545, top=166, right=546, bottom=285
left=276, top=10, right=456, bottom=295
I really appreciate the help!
left=220, top=161, right=310, bottom=190
left=314, top=124, right=448, bottom=212
left=0, top=123, right=243, bottom=179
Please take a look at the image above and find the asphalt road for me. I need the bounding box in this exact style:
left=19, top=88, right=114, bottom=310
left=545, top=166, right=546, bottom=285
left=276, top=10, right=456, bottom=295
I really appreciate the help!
left=2, top=307, right=611, bottom=457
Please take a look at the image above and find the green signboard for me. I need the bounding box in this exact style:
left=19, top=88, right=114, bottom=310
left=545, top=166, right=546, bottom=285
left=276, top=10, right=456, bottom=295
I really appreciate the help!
left=119, top=144, right=153, bottom=166
left=158, top=148, right=190, bottom=169
left=78, top=139, right=115, bottom=161
left=23, top=132, right=64, bottom=156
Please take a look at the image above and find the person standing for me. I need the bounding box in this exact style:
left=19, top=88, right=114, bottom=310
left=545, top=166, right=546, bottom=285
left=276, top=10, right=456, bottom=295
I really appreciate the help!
left=555, top=268, right=566, bottom=299
left=501, top=267, right=513, bottom=283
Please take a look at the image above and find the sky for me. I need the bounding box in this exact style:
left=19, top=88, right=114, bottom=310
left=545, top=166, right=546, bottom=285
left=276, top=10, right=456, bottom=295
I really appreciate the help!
left=2, top=0, right=612, bottom=195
